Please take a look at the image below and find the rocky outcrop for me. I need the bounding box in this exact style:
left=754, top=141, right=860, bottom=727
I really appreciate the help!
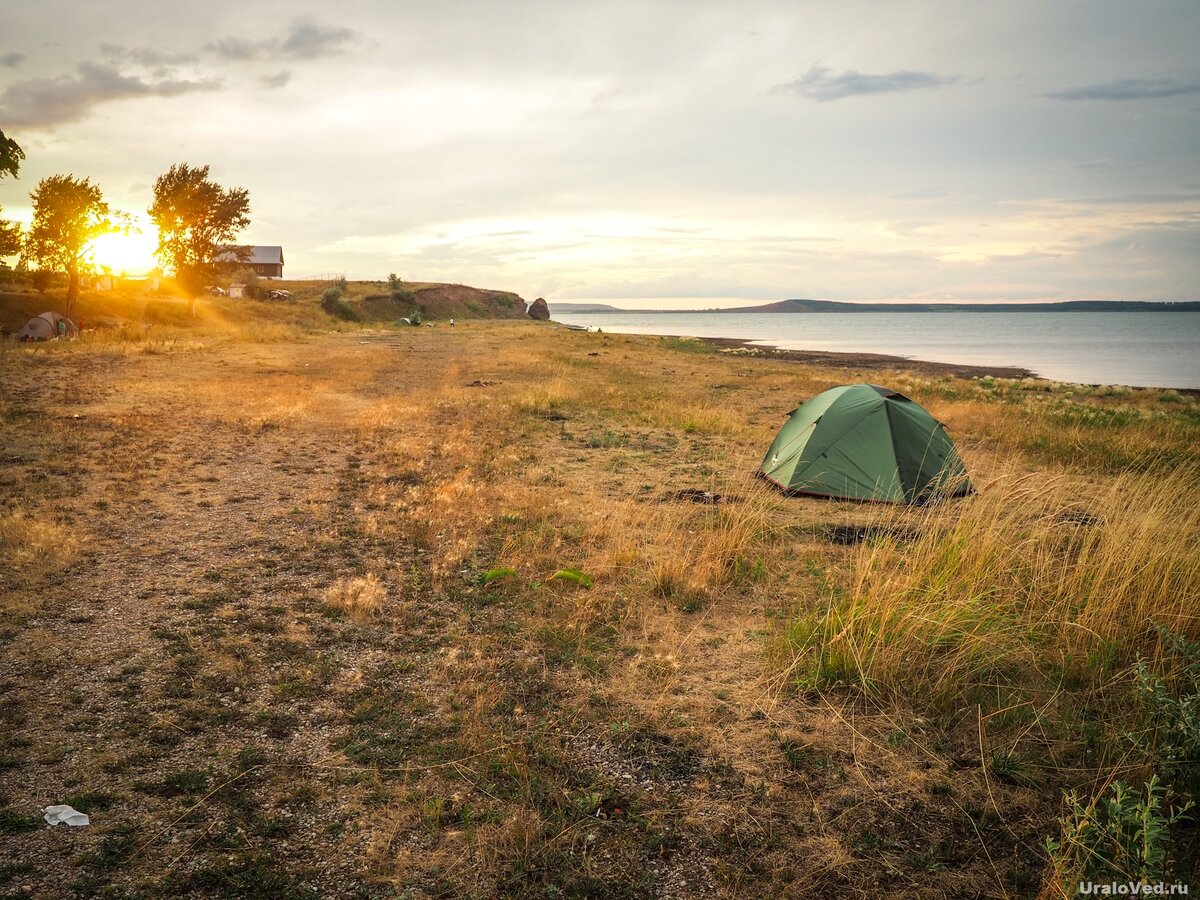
left=528, top=297, right=550, bottom=321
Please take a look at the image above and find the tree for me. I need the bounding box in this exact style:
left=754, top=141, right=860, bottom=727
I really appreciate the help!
left=0, top=218, right=19, bottom=261
left=149, top=163, right=250, bottom=314
left=0, top=130, right=23, bottom=180
left=0, top=130, right=24, bottom=261
left=24, top=175, right=118, bottom=316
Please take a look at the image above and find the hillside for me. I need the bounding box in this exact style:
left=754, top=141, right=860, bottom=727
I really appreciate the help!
left=0, top=277, right=528, bottom=333
left=356, top=282, right=527, bottom=321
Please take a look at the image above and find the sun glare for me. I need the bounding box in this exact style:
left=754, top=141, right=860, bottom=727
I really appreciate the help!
left=91, top=219, right=159, bottom=275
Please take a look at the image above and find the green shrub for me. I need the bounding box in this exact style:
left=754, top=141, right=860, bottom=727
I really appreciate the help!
left=29, top=269, right=54, bottom=293
left=229, top=267, right=263, bottom=299
left=320, top=286, right=356, bottom=321
left=1047, top=775, right=1192, bottom=888
left=1132, top=626, right=1200, bottom=795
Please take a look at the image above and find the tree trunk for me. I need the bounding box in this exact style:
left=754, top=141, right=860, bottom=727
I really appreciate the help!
left=66, top=259, right=79, bottom=318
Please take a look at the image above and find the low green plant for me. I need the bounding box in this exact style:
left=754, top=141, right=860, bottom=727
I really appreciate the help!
left=477, top=566, right=518, bottom=586
left=548, top=568, right=593, bottom=589
left=0, top=808, right=39, bottom=833
left=988, top=747, right=1042, bottom=788
left=587, top=429, right=626, bottom=449
left=1046, top=775, right=1192, bottom=889
left=1131, top=626, right=1200, bottom=795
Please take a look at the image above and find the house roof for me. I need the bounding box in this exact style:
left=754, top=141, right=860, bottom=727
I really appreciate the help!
left=216, top=245, right=284, bottom=266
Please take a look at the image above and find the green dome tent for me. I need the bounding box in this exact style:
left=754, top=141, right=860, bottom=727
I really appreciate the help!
left=758, top=384, right=971, bottom=503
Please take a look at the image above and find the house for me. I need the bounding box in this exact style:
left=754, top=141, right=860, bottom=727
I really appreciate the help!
left=215, top=245, right=285, bottom=278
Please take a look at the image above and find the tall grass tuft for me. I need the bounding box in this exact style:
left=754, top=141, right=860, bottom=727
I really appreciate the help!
left=785, top=466, right=1200, bottom=709
left=0, top=510, right=77, bottom=573
left=323, top=574, right=387, bottom=623
left=641, top=482, right=779, bottom=608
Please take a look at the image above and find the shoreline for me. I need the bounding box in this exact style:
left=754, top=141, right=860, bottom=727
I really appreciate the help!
left=698, top=335, right=1200, bottom=394
left=558, top=321, right=1034, bottom=379
left=557, top=321, right=1198, bottom=391
left=695, top=335, right=1039, bottom=381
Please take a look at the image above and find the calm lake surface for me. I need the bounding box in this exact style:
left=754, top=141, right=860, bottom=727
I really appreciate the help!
left=551, top=311, right=1200, bottom=389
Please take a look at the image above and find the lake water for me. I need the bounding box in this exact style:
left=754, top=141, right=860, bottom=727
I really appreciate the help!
left=551, top=311, right=1200, bottom=389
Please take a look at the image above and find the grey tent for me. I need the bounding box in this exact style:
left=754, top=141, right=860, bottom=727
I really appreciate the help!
left=15, top=312, right=78, bottom=342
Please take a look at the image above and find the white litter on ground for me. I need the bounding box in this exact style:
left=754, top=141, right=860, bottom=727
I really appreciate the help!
left=43, top=805, right=90, bottom=827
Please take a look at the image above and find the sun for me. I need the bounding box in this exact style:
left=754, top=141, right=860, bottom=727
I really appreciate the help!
left=91, top=218, right=159, bottom=275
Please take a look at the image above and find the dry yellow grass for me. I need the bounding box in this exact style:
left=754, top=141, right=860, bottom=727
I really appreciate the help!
left=0, top=510, right=79, bottom=616
left=323, top=573, right=388, bottom=623
left=2, top=313, right=1198, bottom=897
left=782, top=464, right=1200, bottom=708
left=0, top=509, right=77, bottom=572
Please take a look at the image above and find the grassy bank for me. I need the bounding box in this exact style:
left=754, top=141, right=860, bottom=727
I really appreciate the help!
left=1, top=320, right=1197, bottom=897
left=0, top=275, right=528, bottom=337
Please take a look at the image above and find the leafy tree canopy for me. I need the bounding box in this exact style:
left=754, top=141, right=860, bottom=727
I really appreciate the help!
left=0, top=220, right=20, bottom=259
left=24, top=175, right=119, bottom=312
left=0, top=216, right=20, bottom=259
left=0, top=130, right=24, bottom=258
left=0, top=129, right=23, bottom=180
left=149, top=163, right=250, bottom=292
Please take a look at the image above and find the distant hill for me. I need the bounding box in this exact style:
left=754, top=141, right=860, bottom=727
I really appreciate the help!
left=718, top=298, right=1200, bottom=313
left=547, top=302, right=625, bottom=313
left=549, top=298, right=1200, bottom=314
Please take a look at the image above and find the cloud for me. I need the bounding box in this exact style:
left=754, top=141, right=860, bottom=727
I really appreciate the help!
left=774, top=65, right=962, bottom=102
left=259, top=71, right=291, bottom=89
left=207, top=19, right=357, bottom=61
left=1045, top=78, right=1200, bottom=101
left=0, top=52, right=25, bottom=68
left=279, top=21, right=357, bottom=59
left=99, top=42, right=198, bottom=67
left=206, top=36, right=269, bottom=61
left=0, top=61, right=221, bottom=128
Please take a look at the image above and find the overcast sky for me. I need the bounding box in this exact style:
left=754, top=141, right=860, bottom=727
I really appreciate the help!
left=2, top=0, right=1198, bottom=306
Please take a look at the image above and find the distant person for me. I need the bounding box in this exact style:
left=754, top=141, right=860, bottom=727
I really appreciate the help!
left=449, top=318, right=455, bottom=326
left=57, top=319, right=67, bottom=337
